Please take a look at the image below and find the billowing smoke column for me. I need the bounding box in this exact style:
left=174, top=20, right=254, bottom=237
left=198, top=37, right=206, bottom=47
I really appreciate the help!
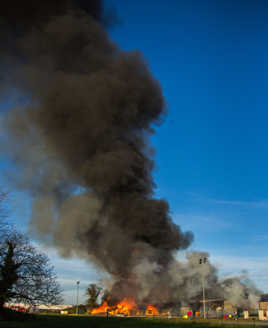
left=0, top=0, right=193, bottom=303
left=0, top=0, right=261, bottom=308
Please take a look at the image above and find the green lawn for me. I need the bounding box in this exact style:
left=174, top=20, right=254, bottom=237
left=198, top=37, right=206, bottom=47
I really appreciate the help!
left=0, top=315, right=264, bottom=328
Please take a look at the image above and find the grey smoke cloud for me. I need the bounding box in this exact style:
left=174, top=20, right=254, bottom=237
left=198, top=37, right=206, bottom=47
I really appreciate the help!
left=0, top=0, right=261, bottom=308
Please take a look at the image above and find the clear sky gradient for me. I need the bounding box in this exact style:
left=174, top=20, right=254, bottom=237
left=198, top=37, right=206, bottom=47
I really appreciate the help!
left=2, top=0, right=268, bottom=303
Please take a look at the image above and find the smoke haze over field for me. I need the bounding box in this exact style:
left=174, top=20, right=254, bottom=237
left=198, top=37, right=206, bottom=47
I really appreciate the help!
left=0, top=0, right=262, bottom=308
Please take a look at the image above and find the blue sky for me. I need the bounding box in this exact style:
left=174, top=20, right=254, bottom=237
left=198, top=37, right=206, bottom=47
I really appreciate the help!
left=107, top=0, right=268, bottom=288
left=2, top=0, right=268, bottom=303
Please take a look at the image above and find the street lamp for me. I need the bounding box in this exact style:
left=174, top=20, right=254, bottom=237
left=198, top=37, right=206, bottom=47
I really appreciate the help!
left=76, top=281, right=80, bottom=315
left=199, top=257, right=207, bottom=319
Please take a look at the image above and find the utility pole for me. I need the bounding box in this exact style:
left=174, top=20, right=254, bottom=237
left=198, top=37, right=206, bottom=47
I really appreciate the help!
left=76, top=281, right=80, bottom=315
left=199, top=257, right=207, bottom=319
left=202, top=274, right=206, bottom=319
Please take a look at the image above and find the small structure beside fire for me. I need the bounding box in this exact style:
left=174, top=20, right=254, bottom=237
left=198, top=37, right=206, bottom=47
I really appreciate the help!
left=259, top=294, right=268, bottom=311
left=258, top=294, right=268, bottom=320
left=145, top=305, right=159, bottom=316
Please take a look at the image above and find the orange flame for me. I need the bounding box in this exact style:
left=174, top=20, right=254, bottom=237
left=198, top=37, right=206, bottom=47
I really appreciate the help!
left=91, top=298, right=137, bottom=316
left=145, top=304, right=159, bottom=316
left=91, top=301, right=109, bottom=315
left=110, top=298, right=137, bottom=316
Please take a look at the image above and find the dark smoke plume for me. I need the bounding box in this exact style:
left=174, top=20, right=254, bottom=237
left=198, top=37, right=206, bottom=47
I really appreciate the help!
left=0, top=0, right=193, bottom=304
left=0, top=0, right=261, bottom=308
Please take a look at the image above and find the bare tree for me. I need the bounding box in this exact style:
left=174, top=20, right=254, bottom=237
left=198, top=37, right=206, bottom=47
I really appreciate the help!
left=85, top=284, right=102, bottom=310
left=0, top=190, right=9, bottom=237
left=0, top=231, right=63, bottom=314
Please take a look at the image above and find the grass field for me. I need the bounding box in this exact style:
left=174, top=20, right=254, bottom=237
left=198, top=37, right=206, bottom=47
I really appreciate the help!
left=0, top=315, right=266, bottom=328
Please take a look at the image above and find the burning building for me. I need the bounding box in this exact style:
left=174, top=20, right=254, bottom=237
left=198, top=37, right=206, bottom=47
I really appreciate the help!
left=0, top=0, right=262, bottom=312
left=91, top=298, right=137, bottom=316
left=90, top=298, right=159, bottom=317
